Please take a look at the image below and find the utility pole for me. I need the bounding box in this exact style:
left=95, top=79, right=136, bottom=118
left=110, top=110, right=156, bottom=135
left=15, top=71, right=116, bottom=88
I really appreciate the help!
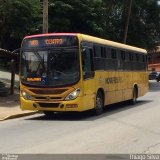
left=123, top=0, right=132, bottom=44
left=43, top=0, right=48, bottom=33
left=10, top=59, right=15, bottom=95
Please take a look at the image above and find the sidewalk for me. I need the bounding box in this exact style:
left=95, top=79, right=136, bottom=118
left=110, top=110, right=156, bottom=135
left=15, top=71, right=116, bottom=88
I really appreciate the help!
left=0, top=90, right=37, bottom=121
left=0, top=69, right=37, bottom=121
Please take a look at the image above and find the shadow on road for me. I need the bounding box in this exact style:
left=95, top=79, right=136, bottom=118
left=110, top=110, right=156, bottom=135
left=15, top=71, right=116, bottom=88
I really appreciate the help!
left=149, top=80, right=160, bottom=92
left=25, top=100, right=152, bottom=121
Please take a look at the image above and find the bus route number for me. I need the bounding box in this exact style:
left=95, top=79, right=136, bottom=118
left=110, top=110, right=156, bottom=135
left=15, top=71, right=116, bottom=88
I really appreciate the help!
left=29, top=40, right=39, bottom=46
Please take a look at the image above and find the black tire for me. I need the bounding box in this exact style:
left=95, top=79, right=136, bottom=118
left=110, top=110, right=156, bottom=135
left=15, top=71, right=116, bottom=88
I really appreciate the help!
left=94, top=91, right=104, bottom=115
left=130, top=87, right=137, bottom=105
left=43, top=111, right=55, bottom=118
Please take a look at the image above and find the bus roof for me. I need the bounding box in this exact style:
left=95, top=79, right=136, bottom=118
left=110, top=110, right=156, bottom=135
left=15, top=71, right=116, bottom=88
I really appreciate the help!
left=23, top=33, right=147, bottom=54
left=24, top=33, right=78, bottom=39
left=78, top=34, right=147, bottom=54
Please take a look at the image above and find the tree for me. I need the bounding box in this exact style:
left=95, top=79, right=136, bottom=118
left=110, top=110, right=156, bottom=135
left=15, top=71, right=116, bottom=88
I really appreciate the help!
left=0, top=0, right=41, bottom=50
left=48, top=0, right=105, bottom=35
left=102, top=0, right=160, bottom=48
left=125, top=0, right=160, bottom=48
left=102, top=0, right=125, bottom=42
left=1, top=0, right=160, bottom=50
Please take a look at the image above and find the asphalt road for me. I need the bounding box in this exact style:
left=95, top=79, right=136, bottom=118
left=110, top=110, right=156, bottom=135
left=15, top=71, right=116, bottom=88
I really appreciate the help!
left=0, top=80, right=160, bottom=154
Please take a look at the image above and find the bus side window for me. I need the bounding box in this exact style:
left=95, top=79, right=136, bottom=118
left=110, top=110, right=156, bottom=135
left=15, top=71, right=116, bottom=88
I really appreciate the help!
left=82, top=48, right=94, bottom=79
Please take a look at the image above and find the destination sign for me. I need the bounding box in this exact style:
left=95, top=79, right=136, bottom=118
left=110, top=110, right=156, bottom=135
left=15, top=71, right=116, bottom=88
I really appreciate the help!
left=22, top=36, right=78, bottom=49
left=45, top=38, right=63, bottom=45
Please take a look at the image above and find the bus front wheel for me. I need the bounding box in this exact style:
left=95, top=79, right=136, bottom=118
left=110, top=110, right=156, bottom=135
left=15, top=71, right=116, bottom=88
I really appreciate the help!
left=94, top=91, right=104, bottom=115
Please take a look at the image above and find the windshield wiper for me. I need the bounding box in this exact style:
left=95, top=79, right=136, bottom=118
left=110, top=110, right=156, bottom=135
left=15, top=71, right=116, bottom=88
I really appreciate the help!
left=34, top=51, right=47, bottom=75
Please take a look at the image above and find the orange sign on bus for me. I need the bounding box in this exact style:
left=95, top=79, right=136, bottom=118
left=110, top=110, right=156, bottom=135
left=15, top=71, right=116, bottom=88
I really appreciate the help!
left=45, top=39, right=63, bottom=45
left=29, top=40, right=39, bottom=46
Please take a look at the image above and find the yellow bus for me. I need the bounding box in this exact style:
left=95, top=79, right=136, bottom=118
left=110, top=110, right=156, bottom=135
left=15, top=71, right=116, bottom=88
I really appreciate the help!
left=20, top=33, right=148, bottom=116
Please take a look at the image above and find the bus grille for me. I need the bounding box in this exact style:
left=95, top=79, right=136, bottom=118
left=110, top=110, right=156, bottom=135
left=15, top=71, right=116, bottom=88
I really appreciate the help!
left=30, top=89, right=68, bottom=95
left=34, top=96, right=62, bottom=101
left=38, top=103, right=59, bottom=108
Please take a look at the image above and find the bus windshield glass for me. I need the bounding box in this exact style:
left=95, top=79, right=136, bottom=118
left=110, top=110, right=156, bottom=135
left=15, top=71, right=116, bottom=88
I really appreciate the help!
left=20, top=36, right=80, bottom=87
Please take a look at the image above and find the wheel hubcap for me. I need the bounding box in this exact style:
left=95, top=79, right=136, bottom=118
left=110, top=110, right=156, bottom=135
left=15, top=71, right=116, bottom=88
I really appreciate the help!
left=96, top=96, right=102, bottom=110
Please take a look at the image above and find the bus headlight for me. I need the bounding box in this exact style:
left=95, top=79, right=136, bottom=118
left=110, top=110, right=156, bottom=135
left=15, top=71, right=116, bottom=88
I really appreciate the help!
left=65, top=89, right=81, bottom=101
left=21, top=90, right=32, bottom=100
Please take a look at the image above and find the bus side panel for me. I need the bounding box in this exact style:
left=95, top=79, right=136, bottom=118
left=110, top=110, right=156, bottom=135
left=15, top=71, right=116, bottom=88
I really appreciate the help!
left=123, top=72, right=133, bottom=101
left=82, top=79, right=96, bottom=111
left=136, top=72, right=148, bottom=97
left=95, top=71, right=148, bottom=106
left=115, top=71, right=123, bottom=103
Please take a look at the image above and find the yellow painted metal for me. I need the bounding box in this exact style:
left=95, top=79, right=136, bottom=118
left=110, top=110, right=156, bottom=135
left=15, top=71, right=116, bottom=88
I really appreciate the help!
left=20, top=33, right=148, bottom=112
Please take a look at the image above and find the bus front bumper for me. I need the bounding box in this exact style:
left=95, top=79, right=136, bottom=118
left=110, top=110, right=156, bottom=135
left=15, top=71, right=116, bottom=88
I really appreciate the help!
left=20, top=96, right=84, bottom=112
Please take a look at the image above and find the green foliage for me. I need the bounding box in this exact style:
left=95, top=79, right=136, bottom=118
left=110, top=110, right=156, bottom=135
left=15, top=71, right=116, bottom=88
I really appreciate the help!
left=126, top=0, right=160, bottom=48
left=0, top=0, right=41, bottom=50
left=101, top=0, right=125, bottom=41
left=0, top=0, right=160, bottom=50
left=48, top=0, right=104, bottom=36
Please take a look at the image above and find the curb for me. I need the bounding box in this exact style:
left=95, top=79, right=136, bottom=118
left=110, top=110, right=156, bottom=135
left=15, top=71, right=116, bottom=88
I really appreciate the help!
left=0, top=111, right=39, bottom=121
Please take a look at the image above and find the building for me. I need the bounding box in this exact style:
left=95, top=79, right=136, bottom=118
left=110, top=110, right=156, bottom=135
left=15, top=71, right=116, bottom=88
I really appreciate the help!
left=148, top=46, right=160, bottom=72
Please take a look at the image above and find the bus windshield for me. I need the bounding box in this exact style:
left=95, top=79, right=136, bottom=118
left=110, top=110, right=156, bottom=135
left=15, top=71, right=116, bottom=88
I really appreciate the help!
left=21, top=48, right=80, bottom=87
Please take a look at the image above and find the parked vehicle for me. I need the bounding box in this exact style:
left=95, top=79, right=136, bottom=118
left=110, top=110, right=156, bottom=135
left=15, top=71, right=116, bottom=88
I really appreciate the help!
left=156, top=72, right=160, bottom=82
left=149, top=71, right=158, bottom=80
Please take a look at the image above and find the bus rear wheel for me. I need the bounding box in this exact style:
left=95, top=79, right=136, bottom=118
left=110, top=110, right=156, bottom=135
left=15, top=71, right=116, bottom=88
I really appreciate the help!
left=130, top=87, right=138, bottom=105
left=94, top=91, right=104, bottom=115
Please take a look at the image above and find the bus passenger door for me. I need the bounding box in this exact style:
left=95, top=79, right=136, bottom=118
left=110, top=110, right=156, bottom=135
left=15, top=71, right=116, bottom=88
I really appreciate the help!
left=82, top=47, right=95, bottom=110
